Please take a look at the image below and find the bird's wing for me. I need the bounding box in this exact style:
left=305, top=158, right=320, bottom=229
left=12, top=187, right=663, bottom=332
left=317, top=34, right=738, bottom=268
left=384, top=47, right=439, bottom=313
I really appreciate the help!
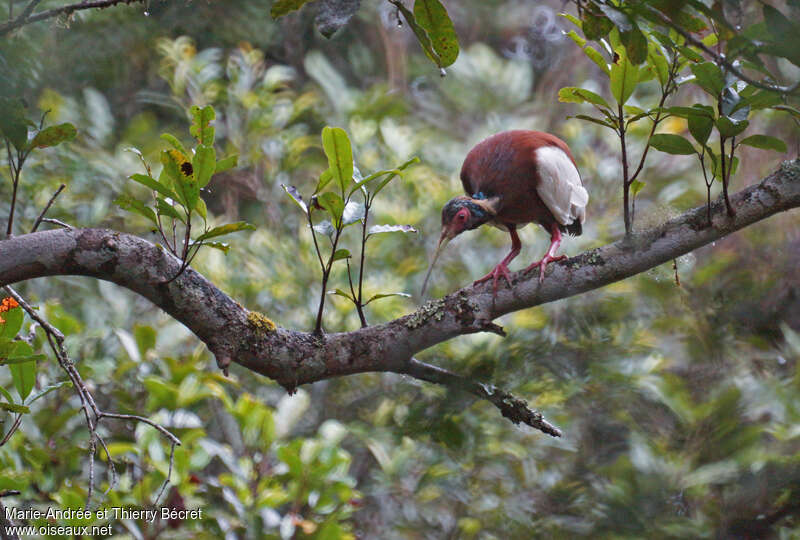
left=535, top=145, right=588, bottom=226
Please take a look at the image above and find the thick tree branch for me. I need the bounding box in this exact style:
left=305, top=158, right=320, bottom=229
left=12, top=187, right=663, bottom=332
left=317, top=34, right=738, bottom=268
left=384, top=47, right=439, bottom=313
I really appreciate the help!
left=0, top=0, right=145, bottom=37
left=1, top=160, right=798, bottom=433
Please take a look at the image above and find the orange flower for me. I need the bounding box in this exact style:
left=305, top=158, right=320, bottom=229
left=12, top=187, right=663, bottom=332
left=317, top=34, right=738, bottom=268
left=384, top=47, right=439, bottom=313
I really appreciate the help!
left=0, top=296, right=19, bottom=312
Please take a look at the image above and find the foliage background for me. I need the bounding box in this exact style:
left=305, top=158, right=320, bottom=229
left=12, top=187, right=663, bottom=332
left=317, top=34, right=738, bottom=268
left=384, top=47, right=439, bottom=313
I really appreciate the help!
left=1, top=0, right=799, bottom=538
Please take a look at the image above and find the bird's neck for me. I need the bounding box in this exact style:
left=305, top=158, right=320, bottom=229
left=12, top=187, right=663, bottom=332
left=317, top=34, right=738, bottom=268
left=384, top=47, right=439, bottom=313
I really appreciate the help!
left=469, top=195, right=501, bottom=218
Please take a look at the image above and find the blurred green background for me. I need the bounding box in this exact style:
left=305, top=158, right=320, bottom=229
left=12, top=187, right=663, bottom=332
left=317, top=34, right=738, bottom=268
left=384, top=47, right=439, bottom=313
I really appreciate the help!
left=1, top=0, right=799, bottom=538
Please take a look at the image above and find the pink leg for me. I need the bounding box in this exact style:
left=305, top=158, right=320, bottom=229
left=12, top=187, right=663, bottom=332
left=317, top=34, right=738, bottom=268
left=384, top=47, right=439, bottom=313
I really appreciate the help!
left=523, top=223, right=567, bottom=283
left=474, top=228, right=522, bottom=296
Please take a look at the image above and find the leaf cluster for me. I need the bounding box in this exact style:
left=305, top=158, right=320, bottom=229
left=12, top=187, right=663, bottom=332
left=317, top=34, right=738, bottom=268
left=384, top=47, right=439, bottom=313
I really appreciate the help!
left=116, top=105, right=254, bottom=278
left=283, top=126, right=418, bottom=332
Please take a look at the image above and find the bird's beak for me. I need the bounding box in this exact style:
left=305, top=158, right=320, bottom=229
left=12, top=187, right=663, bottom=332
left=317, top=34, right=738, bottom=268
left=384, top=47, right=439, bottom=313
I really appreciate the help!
left=420, top=229, right=452, bottom=299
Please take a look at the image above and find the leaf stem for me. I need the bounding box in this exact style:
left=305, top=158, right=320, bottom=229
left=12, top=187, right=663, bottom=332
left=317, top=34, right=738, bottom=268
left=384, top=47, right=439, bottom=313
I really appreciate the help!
left=618, top=104, right=631, bottom=235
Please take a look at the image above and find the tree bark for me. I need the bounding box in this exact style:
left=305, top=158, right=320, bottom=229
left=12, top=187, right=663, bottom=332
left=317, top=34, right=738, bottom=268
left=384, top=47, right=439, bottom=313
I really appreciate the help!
left=1, top=160, right=798, bottom=392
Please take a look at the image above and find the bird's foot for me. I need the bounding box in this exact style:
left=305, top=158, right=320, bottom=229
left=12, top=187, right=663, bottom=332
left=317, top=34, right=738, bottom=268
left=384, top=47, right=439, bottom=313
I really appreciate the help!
left=524, top=254, right=567, bottom=283
left=474, top=262, right=513, bottom=296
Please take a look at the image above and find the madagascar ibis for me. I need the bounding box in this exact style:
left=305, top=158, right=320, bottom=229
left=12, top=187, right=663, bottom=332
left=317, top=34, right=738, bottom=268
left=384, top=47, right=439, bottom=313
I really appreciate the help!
left=421, top=130, right=587, bottom=297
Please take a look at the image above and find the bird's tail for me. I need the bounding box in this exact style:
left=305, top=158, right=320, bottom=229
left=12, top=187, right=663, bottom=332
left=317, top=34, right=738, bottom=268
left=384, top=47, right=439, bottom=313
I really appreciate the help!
left=563, top=220, right=582, bottom=236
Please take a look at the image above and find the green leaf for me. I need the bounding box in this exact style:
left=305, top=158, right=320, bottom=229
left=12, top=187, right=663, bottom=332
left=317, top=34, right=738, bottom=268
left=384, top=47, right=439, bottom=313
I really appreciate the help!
left=569, top=114, right=617, bottom=129
left=738, top=135, right=787, bottom=153
left=367, top=224, right=417, bottom=236
left=649, top=134, right=696, bottom=155
left=621, top=26, right=648, bottom=65
left=365, top=292, right=412, bottom=305
left=558, top=87, right=611, bottom=109
left=740, top=89, right=782, bottom=111
left=130, top=173, right=179, bottom=200
left=271, top=0, right=315, bottom=18
left=772, top=105, right=800, bottom=120
left=687, top=106, right=714, bottom=145
left=114, top=195, right=158, bottom=225
left=316, top=169, right=334, bottom=194
left=582, top=45, right=610, bottom=75
left=214, top=154, right=238, bottom=174
left=10, top=360, right=36, bottom=402
left=160, top=133, right=189, bottom=156
left=648, top=42, right=670, bottom=87
left=195, top=197, right=208, bottom=220
left=201, top=241, right=230, bottom=253
left=281, top=184, right=308, bottom=214
left=0, top=97, right=29, bottom=151
left=762, top=4, right=800, bottom=66
left=716, top=116, right=749, bottom=138
left=27, top=381, right=72, bottom=405
left=317, top=192, right=345, bottom=225
left=156, top=197, right=185, bottom=223
left=196, top=222, right=256, bottom=242
left=29, top=123, right=77, bottom=149
left=610, top=47, right=638, bottom=105
left=565, top=30, right=586, bottom=48
left=678, top=45, right=705, bottom=63
left=350, top=157, right=420, bottom=197
left=597, top=4, right=632, bottom=32
left=331, top=249, right=351, bottom=262
left=0, top=306, right=23, bottom=340
left=327, top=289, right=353, bottom=300
left=161, top=150, right=199, bottom=210
left=1, top=340, right=46, bottom=365
left=413, top=0, right=459, bottom=67
left=690, top=62, right=725, bottom=97
left=582, top=12, right=614, bottom=41
left=630, top=180, right=646, bottom=196
left=0, top=402, right=29, bottom=414
left=321, top=126, right=354, bottom=194
left=0, top=384, right=14, bottom=405
left=392, top=0, right=443, bottom=68
left=193, top=144, right=216, bottom=188
left=189, top=105, right=215, bottom=145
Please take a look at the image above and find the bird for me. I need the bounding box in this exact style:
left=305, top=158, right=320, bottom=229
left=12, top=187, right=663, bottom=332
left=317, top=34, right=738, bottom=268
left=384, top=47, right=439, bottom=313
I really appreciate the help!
left=421, top=130, right=587, bottom=297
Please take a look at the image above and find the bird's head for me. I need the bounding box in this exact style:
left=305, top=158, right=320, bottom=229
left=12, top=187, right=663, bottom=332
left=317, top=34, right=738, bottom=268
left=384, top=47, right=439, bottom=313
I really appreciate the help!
left=420, top=196, right=495, bottom=297
left=440, top=196, right=493, bottom=243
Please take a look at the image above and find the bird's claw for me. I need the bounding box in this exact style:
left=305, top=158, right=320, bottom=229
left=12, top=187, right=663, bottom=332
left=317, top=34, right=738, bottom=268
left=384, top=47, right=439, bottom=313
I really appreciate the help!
left=524, top=254, right=567, bottom=283
left=474, top=263, right=513, bottom=297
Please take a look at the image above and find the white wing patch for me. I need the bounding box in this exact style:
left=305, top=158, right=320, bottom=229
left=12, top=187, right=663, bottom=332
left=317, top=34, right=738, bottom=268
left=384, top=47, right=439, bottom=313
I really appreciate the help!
left=535, top=145, right=587, bottom=226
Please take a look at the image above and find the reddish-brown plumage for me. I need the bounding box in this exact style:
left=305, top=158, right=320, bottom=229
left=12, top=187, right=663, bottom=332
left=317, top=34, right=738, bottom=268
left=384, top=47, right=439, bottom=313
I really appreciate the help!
left=459, top=130, right=578, bottom=231
left=421, top=130, right=588, bottom=297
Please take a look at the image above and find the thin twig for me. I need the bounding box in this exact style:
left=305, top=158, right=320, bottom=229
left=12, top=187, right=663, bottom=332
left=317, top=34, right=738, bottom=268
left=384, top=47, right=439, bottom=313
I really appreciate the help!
left=401, top=357, right=562, bottom=437
left=40, top=217, right=72, bottom=229
left=30, top=183, right=65, bottom=233
left=2, top=285, right=180, bottom=508
left=646, top=6, right=800, bottom=95
left=153, top=441, right=177, bottom=505
left=0, top=414, right=23, bottom=446
left=0, top=0, right=145, bottom=36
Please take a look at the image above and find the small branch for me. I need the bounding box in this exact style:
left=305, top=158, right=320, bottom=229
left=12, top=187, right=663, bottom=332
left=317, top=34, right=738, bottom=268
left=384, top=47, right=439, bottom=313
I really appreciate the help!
left=30, top=183, right=65, bottom=233
left=152, top=441, right=177, bottom=505
left=17, top=0, right=42, bottom=22
left=401, top=357, right=562, bottom=436
left=40, top=217, right=72, bottom=229
left=0, top=162, right=798, bottom=431
left=2, top=285, right=180, bottom=507
left=646, top=6, right=800, bottom=95
left=618, top=104, right=631, bottom=234
left=0, top=0, right=145, bottom=36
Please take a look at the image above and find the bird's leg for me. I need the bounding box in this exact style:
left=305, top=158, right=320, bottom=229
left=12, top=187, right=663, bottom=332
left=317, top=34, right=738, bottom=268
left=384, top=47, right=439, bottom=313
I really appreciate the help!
left=524, top=223, right=567, bottom=283
left=474, top=227, right=521, bottom=295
